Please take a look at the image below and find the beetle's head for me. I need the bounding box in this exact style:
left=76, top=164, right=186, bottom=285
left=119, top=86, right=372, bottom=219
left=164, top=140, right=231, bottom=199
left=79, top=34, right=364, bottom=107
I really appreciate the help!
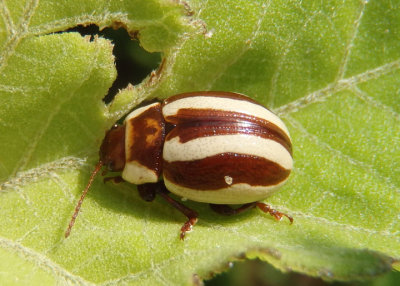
left=99, top=124, right=126, bottom=172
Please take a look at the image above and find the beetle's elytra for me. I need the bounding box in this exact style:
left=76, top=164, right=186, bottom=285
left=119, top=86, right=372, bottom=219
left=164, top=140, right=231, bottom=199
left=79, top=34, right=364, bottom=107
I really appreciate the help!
left=65, top=91, right=293, bottom=239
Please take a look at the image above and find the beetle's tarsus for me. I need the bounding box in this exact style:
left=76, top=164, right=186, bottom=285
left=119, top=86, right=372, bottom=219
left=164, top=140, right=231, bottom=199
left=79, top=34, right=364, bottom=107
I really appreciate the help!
left=256, top=202, right=293, bottom=224
left=143, top=182, right=199, bottom=240
left=180, top=217, right=198, bottom=240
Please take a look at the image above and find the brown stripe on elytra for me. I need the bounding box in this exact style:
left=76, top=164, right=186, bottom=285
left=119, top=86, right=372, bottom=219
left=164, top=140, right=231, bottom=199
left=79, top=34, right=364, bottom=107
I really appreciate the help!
left=163, top=153, right=291, bottom=190
left=162, top=91, right=262, bottom=107
left=126, top=104, right=165, bottom=176
left=165, top=109, right=290, bottom=146
left=166, top=112, right=292, bottom=154
left=166, top=121, right=292, bottom=155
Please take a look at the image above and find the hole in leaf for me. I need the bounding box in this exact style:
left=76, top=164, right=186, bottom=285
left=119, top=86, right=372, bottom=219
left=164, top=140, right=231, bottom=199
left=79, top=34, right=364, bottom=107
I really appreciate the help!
left=204, top=259, right=361, bottom=286
left=66, top=24, right=161, bottom=103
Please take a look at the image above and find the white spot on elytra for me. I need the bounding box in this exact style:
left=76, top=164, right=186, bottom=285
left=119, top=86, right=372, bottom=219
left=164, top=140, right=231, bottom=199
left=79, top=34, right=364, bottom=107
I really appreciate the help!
left=224, top=175, right=233, bottom=185
left=205, top=29, right=214, bottom=38
left=181, top=197, right=188, bottom=201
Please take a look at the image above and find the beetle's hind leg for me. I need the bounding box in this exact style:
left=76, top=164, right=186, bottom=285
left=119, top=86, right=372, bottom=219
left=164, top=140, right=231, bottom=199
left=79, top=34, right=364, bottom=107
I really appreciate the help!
left=137, top=182, right=199, bottom=240
left=210, top=202, right=293, bottom=224
left=255, top=202, right=293, bottom=224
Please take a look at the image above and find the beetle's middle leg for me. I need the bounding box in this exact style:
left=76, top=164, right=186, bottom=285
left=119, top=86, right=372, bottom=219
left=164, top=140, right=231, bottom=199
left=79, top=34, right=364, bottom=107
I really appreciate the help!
left=137, top=182, right=199, bottom=240
left=209, top=202, right=258, bottom=215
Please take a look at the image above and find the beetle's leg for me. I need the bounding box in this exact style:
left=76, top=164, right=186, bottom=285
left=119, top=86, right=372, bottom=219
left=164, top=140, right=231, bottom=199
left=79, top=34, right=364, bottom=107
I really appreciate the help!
left=256, top=202, right=293, bottom=224
left=137, top=183, right=157, bottom=202
left=136, top=182, right=198, bottom=240
left=209, top=203, right=257, bottom=215
left=210, top=202, right=293, bottom=224
left=154, top=184, right=198, bottom=240
left=158, top=191, right=198, bottom=240
left=103, top=176, right=124, bottom=184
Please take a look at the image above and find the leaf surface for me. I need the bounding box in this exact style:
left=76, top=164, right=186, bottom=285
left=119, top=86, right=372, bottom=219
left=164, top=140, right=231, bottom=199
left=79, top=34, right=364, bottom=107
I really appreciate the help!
left=0, top=0, right=399, bottom=285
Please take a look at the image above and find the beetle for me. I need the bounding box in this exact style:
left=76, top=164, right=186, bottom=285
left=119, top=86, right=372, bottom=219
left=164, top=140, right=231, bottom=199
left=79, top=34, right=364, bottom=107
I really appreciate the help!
left=65, top=91, right=293, bottom=240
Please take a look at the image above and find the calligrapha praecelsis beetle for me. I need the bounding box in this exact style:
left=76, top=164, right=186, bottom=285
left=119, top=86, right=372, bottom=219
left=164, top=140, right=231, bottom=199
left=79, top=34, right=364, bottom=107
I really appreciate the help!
left=65, top=91, right=293, bottom=240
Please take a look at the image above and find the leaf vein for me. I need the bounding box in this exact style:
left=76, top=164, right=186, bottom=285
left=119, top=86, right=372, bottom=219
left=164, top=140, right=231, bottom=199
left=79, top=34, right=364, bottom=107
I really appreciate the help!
left=0, top=236, right=93, bottom=285
left=336, top=1, right=367, bottom=81
left=0, top=0, right=39, bottom=73
left=351, top=86, right=400, bottom=120
left=269, top=10, right=322, bottom=107
left=0, top=156, right=87, bottom=192
left=276, top=59, right=400, bottom=115
left=204, top=2, right=268, bottom=90
left=285, top=114, right=400, bottom=192
left=10, top=39, right=103, bottom=178
left=0, top=0, right=15, bottom=35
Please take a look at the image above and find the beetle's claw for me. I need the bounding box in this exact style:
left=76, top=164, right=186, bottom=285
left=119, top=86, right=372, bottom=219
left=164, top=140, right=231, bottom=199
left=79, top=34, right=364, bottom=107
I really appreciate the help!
left=274, top=211, right=293, bottom=224
left=256, top=202, right=293, bottom=224
left=180, top=217, right=198, bottom=240
left=285, top=214, right=294, bottom=224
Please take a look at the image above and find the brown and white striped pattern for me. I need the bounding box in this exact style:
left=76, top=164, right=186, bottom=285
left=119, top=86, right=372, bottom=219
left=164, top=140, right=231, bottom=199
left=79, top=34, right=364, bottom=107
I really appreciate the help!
left=161, top=92, right=293, bottom=204
left=122, top=102, right=165, bottom=184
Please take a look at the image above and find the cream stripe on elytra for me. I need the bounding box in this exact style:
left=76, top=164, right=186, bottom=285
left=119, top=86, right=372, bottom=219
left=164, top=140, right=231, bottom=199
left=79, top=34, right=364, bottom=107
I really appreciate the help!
left=124, top=102, right=160, bottom=122
left=163, top=134, right=293, bottom=170
left=163, top=179, right=289, bottom=204
left=162, top=96, right=290, bottom=138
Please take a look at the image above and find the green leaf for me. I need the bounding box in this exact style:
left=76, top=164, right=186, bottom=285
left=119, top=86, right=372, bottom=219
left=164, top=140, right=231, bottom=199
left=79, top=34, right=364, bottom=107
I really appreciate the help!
left=0, top=0, right=399, bottom=285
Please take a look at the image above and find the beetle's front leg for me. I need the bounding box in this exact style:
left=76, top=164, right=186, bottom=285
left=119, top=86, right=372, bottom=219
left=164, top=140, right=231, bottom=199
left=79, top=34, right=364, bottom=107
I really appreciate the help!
left=103, top=176, right=124, bottom=184
left=138, top=182, right=198, bottom=240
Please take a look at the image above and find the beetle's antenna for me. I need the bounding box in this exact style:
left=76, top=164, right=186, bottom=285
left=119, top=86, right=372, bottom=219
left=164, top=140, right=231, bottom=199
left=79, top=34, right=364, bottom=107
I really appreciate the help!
left=65, top=161, right=103, bottom=238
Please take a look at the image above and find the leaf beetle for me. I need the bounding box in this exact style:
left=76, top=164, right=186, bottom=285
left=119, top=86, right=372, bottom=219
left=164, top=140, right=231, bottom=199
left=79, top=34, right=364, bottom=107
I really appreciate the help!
left=65, top=91, right=293, bottom=239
